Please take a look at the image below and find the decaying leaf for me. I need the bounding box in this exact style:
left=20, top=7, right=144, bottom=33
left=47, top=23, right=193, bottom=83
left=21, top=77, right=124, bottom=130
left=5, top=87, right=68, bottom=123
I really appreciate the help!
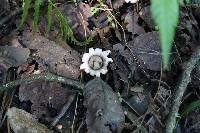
left=7, top=107, right=53, bottom=133
left=112, top=32, right=164, bottom=85
left=78, top=2, right=93, bottom=19
left=58, top=2, right=91, bottom=40
left=19, top=82, right=75, bottom=119
left=113, top=32, right=162, bottom=72
left=139, top=6, right=155, bottom=29
left=112, top=43, right=136, bottom=83
left=124, top=11, right=145, bottom=36
left=178, top=9, right=199, bottom=43
left=49, top=1, right=108, bottom=41
left=127, top=32, right=162, bottom=71
left=0, top=46, right=30, bottom=67
left=0, top=46, right=30, bottom=83
left=128, top=91, right=150, bottom=115
left=84, top=78, right=125, bottom=133
left=21, top=31, right=81, bottom=79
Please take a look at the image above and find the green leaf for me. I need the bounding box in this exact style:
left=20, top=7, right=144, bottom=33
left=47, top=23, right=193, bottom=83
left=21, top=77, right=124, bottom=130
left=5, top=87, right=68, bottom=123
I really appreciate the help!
left=91, top=7, right=99, bottom=15
left=150, top=0, right=179, bottom=69
left=32, top=0, right=42, bottom=34
left=176, top=100, right=200, bottom=127
left=49, top=1, right=92, bottom=46
left=181, top=100, right=200, bottom=117
left=45, top=0, right=54, bottom=36
left=19, top=0, right=31, bottom=28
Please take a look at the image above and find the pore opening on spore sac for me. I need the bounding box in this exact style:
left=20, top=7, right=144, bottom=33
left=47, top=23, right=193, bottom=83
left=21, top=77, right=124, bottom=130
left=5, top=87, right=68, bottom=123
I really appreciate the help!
left=88, top=55, right=104, bottom=70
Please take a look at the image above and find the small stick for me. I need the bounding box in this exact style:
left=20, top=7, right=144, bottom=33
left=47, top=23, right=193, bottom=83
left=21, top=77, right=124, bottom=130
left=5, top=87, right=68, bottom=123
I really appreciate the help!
left=165, top=46, right=200, bottom=133
left=71, top=94, right=79, bottom=133
left=0, top=73, right=84, bottom=92
left=76, top=118, right=85, bottom=133
left=50, top=94, right=76, bottom=127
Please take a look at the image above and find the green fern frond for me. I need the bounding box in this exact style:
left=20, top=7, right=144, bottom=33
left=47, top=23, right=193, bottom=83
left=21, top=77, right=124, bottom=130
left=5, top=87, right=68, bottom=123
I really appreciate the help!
left=19, top=0, right=31, bottom=28
left=45, top=0, right=54, bottom=36
left=19, top=0, right=91, bottom=46
left=49, top=1, right=92, bottom=46
left=151, top=0, right=179, bottom=69
left=32, top=0, right=42, bottom=34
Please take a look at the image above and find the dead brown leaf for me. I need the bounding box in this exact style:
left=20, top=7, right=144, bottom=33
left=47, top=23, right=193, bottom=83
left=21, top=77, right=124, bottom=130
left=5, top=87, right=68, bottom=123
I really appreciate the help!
left=21, top=31, right=81, bottom=79
left=0, top=46, right=30, bottom=67
left=124, top=11, right=145, bottom=36
left=84, top=78, right=125, bottom=133
left=7, top=107, right=54, bottom=133
left=19, top=82, right=75, bottom=119
left=139, top=6, right=154, bottom=29
left=127, top=32, right=162, bottom=71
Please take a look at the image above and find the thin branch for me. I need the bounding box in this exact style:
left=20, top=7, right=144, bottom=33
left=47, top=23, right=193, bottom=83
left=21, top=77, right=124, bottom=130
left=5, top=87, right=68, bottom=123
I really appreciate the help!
left=0, top=73, right=84, bottom=92
left=50, top=94, right=76, bottom=127
left=165, top=46, right=200, bottom=133
left=71, top=94, right=79, bottom=133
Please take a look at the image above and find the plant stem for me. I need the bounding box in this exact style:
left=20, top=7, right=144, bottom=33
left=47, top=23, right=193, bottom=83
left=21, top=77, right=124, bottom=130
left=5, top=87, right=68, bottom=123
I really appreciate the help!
left=0, top=73, right=84, bottom=92
left=165, top=46, right=200, bottom=133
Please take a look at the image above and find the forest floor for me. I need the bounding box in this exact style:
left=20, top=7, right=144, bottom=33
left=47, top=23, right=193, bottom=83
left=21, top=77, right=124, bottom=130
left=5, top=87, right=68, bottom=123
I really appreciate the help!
left=0, top=0, right=200, bottom=133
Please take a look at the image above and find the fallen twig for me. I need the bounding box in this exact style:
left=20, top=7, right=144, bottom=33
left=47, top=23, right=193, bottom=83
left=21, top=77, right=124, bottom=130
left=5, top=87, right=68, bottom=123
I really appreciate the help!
left=71, top=94, right=79, bottom=133
left=165, top=46, right=200, bottom=133
left=50, top=94, right=76, bottom=127
left=0, top=73, right=84, bottom=92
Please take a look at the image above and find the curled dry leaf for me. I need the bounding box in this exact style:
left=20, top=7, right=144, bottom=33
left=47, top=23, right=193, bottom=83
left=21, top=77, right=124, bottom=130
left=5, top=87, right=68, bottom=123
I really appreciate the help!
left=84, top=78, right=125, bottom=133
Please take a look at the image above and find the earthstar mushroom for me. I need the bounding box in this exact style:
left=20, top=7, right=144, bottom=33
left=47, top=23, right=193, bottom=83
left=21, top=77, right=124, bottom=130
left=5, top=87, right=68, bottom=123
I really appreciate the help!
left=80, top=48, right=113, bottom=77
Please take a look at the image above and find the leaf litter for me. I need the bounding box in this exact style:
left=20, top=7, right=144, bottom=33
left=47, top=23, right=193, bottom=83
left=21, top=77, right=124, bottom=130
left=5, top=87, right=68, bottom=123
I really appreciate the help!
left=84, top=78, right=125, bottom=133
left=0, top=0, right=200, bottom=132
left=21, top=31, right=81, bottom=79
